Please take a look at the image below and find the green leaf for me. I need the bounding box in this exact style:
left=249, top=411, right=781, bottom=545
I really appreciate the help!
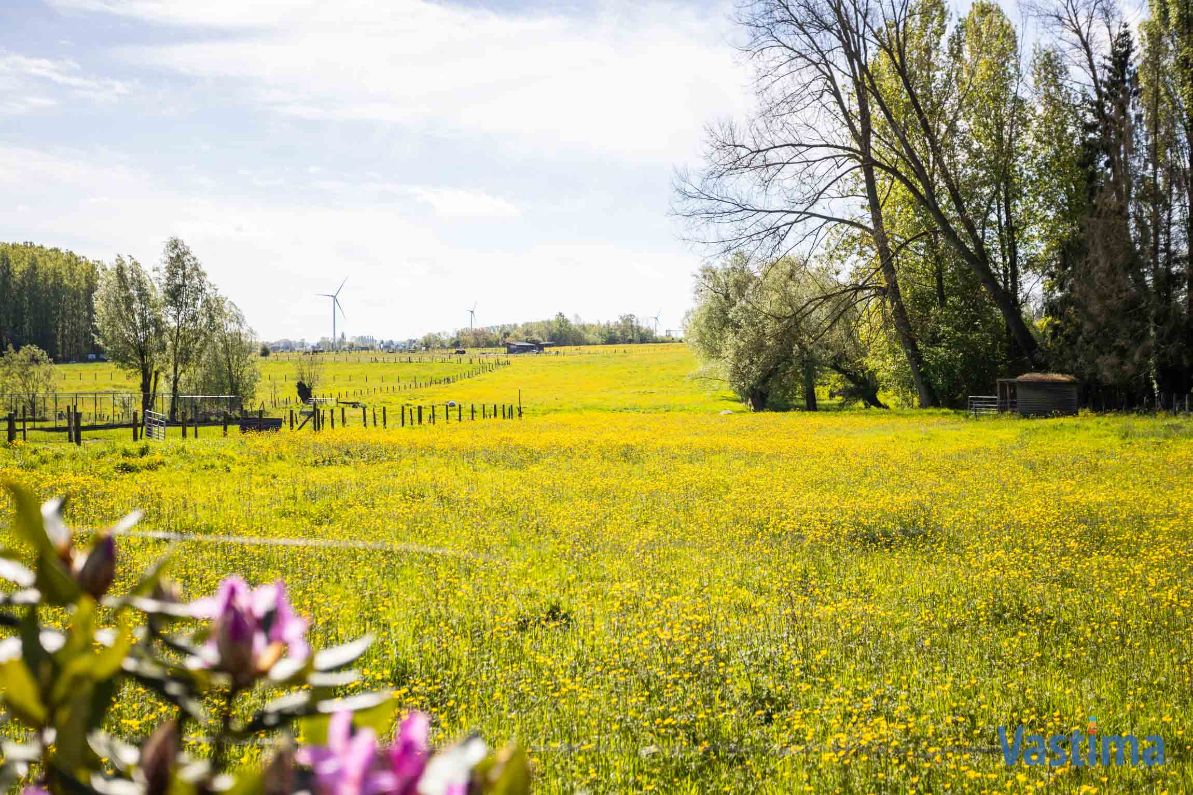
left=0, top=555, right=34, bottom=588
left=243, top=690, right=391, bottom=735
left=288, top=671, right=378, bottom=738
left=122, top=656, right=206, bottom=723
left=3, top=483, right=82, bottom=606
left=3, top=482, right=53, bottom=557
left=312, top=635, right=373, bottom=671
left=305, top=670, right=360, bottom=688
left=350, top=696, right=399, bottom=737
left=0, top=658, right=46, bottom=727
left=220, top=767, right=266, bottom=795
left=126, top=552, right=170, bottom=598
left=483, top=745, right=531, bottom=795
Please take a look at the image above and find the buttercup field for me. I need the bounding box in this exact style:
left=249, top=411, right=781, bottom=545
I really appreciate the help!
left=3, top=0, right=1193, bottom=790
left=3, top=345, right=1190, bottom=792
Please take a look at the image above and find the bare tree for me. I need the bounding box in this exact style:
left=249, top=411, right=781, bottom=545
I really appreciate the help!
left=678, top=0, right=942, bottom=405
left=680, top=0, right=1049, bottom=401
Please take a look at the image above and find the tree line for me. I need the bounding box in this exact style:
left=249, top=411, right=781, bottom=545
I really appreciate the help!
left=0, top=243, right=100, bottom=363
left=680, top=0, right=1191, bottom=409
left=0, top=238, right=260, bottom=417
left=424, top=313, right=674, bottom=349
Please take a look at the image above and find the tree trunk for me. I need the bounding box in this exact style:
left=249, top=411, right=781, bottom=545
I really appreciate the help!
left=746, top=387, right=769, bottom=411
left=140, top=366, right=153, bottom=412
left=857, top=88, right=938, bottom=407
left=802, top=358, right=818, bottom=411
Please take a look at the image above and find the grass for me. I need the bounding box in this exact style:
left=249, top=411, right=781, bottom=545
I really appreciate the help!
left=2, top=344, right=1191, bottom=792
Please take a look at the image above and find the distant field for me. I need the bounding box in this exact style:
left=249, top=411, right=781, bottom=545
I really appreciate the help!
left=2, top=344, right=1191, bottom=792
left=51, top=351, right=504, bottom=400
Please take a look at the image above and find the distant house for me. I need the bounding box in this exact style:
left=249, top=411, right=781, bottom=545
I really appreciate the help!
left=505, top=341, right=552, bottom=354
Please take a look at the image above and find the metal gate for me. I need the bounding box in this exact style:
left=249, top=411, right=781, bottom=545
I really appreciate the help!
left=144, top=410, right=167, bottom=441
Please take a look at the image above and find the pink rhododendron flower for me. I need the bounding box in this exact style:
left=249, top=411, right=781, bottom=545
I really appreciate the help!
left=298, top=711, right=380, bottom=795
left=298, top=711, right=432, bottom=795
left=190, top=577, right=309, bottom=683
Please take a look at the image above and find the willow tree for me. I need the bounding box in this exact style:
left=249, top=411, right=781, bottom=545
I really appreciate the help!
left=94, top=255, right=164, bottom=412
left=158, top=237, right=214, bottom=419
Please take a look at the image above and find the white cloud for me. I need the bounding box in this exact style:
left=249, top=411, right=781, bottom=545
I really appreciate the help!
left=0, top=51, right=129, bottom=113
left=0, top=144, right=695, bottom=339
left=49, top=0, right=746, bottom=161
left=406, top=187, right=520, bottom=219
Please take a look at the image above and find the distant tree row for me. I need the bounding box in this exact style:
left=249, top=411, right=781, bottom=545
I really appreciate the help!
left=681, top=0, right=1192, bottom=409
left=420, top=313, right=675, bottom=349
left=0, top=243, right=100, bottom=363
left=95, top=238, right=260, bottom=415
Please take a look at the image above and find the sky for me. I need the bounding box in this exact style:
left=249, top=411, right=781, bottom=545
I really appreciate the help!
left=0, top=0, right=749, bottom=341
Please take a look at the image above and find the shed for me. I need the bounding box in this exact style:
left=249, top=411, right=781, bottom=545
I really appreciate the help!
left=505, top=341, right=555, bottom=354
left=998, top=373, right=1079, bottom=417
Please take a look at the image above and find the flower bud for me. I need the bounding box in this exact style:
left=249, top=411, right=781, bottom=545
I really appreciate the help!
left=215, top=595, right=257, bottom=686
left=72, top=534, right=116, bottom=598
left=138, top=719, right=178, bottom=795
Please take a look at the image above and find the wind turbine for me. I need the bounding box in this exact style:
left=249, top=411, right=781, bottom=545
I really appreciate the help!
left=467, top=301, right=477, bottom=330
left=650, top=310, right=661, bottom=335
left=318, top=277, right=347, bottom=351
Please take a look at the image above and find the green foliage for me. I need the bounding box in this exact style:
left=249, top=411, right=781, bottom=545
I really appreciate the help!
left=684, top=0, right=1191, bottom=403
left=0, top=346, right=55, bottom=417
left=94, top=255, right=164, bottom=412
left=0, top=244, right=100, bottom=363
left=689, top=256, right=885, bottom=410
left=184, top=296, right=260, bottom=406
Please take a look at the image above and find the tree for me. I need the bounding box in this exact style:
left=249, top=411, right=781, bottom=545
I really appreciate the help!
left=157, top=237, right=213, bottom=419
left=0, top=344, right=54, bottom=417
left=94, top=256, right=164, bottom=412
left=678, top=0, right=941, bottom=405
left=688, top=254, right=888, bottom=410
left=294, top=354, right=324, bottom=394
left=186, top=295, right=260, bottom=408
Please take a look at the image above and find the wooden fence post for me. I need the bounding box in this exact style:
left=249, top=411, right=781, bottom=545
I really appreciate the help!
left=289, top=410, right=295, bottom=430
left=74, top=409, right=82, bottom=446
left=362, top=406, right=367, bottom=426
left=6, top=413, right=14, bottom=444
left=133, top=411, right=139, bottom=441
left=341, top=406, right=346, bottom=426
left=417, top=406, right=423, bottom=425
left=471, top=404, right=475, bottom=421
left=457, top=403, right=462, bottom=422
left=223, top=411, right=229, bottom=437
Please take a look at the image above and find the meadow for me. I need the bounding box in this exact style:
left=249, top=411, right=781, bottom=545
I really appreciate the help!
left=2, top=344, right=1191, bottom=792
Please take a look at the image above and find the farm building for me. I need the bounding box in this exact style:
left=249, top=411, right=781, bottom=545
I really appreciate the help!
left=997, top=373, right=1079, bottom=417
left=505, top=341, right=554, bottom=354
